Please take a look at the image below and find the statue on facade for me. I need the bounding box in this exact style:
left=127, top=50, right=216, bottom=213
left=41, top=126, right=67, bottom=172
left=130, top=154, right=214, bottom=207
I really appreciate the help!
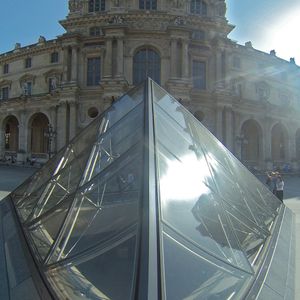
left=38, top=36, right=46, bottom=44
left=113, top=0, right=120, bottom=7
left=173, top=0, right=184, bottom=9
left=174, top=16, right=186, bottom=25
left=68, top=0, right=83, bottom=13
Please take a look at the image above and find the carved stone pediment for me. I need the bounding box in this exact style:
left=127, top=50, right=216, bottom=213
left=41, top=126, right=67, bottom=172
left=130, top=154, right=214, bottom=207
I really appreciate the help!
left=19, top=74, right=36, bottom=85
left=43, top=69, right=63, bottom=81
left=0, top=79, right=12, bottom=88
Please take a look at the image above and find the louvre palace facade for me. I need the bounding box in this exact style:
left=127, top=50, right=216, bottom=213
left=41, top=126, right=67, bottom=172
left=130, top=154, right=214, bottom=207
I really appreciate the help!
left=1, top=0, right=300, bottom=171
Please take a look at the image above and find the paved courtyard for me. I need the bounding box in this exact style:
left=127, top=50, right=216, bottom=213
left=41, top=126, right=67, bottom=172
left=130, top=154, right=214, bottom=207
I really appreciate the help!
left=0, top=166, right=299, bottom=299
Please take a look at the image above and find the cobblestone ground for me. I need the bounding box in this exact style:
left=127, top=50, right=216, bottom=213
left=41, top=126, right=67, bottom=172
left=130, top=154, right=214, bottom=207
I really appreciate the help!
left=0, top=165, right=36, bottom=200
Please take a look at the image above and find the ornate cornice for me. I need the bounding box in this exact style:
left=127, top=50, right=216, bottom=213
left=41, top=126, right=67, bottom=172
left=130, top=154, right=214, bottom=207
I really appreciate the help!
left=0, top=40, right=62, bottom=62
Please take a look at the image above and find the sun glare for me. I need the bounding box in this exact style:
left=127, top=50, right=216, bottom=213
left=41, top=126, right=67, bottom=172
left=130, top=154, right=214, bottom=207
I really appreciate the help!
left=266, top=8, right=300, bottom=62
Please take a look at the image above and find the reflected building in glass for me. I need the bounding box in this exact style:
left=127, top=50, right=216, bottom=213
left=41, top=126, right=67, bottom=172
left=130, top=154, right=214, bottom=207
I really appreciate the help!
left=7, top=79, right=295, bottom=299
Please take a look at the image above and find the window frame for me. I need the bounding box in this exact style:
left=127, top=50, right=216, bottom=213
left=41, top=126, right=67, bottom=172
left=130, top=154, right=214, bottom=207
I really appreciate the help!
left=50, top=52, right=59, bottom=64
left=3, top=63, right=9, bottom=74
left=88, top=0, right=105, bottom=12
left=133, top=48, right=161, bottom=85
left=192, top=60, right=206, bottom=90
left=0, top=86, right=9, bottom=100
left=139, top=0, right=157, bottom=10
left=86, top=57, right=101, bottom=86
left=190, top=0, right=207, bottom=16
left=25, top=57, right=32, bottom=69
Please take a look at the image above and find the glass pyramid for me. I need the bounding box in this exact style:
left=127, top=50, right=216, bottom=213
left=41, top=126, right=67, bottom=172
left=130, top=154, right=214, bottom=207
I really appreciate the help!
left=10, top=79, right=282, bottom=300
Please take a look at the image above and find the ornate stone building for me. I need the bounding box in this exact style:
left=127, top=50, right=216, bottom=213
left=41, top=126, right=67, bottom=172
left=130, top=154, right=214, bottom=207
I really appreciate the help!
left=0, top=0, right=300, bottom=171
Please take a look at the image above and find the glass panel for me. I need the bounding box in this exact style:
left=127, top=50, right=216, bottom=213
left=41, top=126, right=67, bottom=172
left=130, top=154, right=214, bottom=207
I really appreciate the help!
left=47, top=236, right=137, bottom=300
left=226, top=210, right=268, bottom=262
left=12, top=114, right=100, bottom=207
left=26, top=150, right=90, bottom=223
left=153, top=105, right=250, bottom=269
left=162, top=232, right=251, bottom=300
left=80, top=102, right=144, bottom=186
left=48, top=146, right=143, bottom=263
left=27, top=197, right=73, bottom=261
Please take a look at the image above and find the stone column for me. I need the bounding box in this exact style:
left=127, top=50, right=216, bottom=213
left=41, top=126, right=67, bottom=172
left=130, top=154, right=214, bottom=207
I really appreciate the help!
left=215, top=51, right=223, bottom=89
left=71, top=47, right=78, bottom=82
left=116, top=37, right=124, bottom=77
left=57, top=102, right=67, bottom=151
left=18, top=112, right=27, bottom=152
left=62, top=47, right=69, bottom=82
left=263, top=121, right=272, bottom=167
left=215, top=106, right=223, bottom=142
left=69, top=102, right=77, bottom=141
left=224, top=107, right=233, bottom=152
left=49, top=107, right=57, bottom=154
left=181, top=40, right=189, bottom=79
left=103, top=38, right=113, bottom=78
left=170, top=39, right=177, bottom=78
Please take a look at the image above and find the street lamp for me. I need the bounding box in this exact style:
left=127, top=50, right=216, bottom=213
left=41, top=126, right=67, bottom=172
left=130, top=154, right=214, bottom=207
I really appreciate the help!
left=44, top=123, right=56, bottom=158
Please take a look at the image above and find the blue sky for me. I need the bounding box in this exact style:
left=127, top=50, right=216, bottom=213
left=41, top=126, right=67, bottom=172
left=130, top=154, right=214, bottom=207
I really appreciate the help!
left=0, top=1, right=299, bottom=63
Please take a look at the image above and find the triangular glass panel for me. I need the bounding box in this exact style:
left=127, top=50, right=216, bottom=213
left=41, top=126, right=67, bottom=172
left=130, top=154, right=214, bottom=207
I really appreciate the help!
left=48, top=144, right=143, bottom=264
left=25, top=150, right=91, bottom=223
left=46, top=235, right=137, bottom=300
left=80, top=102, right=144, bottom=186
left=26, top=196, right=73, bottom=262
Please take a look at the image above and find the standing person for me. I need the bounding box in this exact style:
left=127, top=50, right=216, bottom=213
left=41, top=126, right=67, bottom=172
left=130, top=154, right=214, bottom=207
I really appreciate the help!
left=265, top=172, right=273, bottom=191
left=276, top=175, right=284, bottom=202
left=271, top=172, right=278, bottom=195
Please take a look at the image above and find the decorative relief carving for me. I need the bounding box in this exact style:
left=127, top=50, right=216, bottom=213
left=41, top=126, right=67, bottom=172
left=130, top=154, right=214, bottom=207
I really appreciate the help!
left=128, top=18, right=169, bottom=31
left=174, top=16, right=186, bottom=25
left=107, top=15, right=124, bottom=24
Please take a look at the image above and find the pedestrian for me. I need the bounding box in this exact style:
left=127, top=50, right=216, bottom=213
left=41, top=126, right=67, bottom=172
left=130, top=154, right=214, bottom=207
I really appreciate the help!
left=276, top=175, right=284, bottom=202
left=271, top=172, right=278, bottom=195
left=265, top=172, right=273, bottom=191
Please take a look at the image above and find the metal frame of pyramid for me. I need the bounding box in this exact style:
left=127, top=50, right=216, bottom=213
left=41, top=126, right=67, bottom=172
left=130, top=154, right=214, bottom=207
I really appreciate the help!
left=9, top=79, right=289, bottom=299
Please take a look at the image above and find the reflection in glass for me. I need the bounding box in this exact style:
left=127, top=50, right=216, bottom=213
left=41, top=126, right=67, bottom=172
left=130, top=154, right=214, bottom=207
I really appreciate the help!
left=48, top=148, right=142, bottom=263
left=47, top=236, right=137, bottom=300
left=163, top=233, right=250, bottom=300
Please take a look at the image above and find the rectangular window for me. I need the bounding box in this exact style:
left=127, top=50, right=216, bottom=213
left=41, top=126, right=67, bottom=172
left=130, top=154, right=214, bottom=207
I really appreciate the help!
left=139, top=0, right=157, bottom=10
left=87, top=57, right=101, bottom=86
left=3, top=63, right=9, bottom=74
left=193, top=61, right=206, bottom=90
left=50, top=52, right=59, bottom=63
left=232, top=56, right=241, bottom=69
left=25, top=57, right=32, bottom=68
left=0, top=87, right=9, bottom=100
left=89, top=0, right=105, bottom=12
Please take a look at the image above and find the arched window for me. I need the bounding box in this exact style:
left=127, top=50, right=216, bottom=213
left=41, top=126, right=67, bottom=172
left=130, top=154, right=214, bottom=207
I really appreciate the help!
left=133, top=48, right=161, bottom=85
left=139, top=0, right=157, bottom=10
left=4, top=116, right=19, bottom=151
left=190, top=0, right=207, bottom=16
left=88, top=0, right=105, bottom=12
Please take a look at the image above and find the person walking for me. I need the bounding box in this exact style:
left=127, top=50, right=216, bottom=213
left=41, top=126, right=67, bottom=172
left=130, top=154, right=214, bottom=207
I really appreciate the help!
left=275, top=175, right=284, bottom=202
